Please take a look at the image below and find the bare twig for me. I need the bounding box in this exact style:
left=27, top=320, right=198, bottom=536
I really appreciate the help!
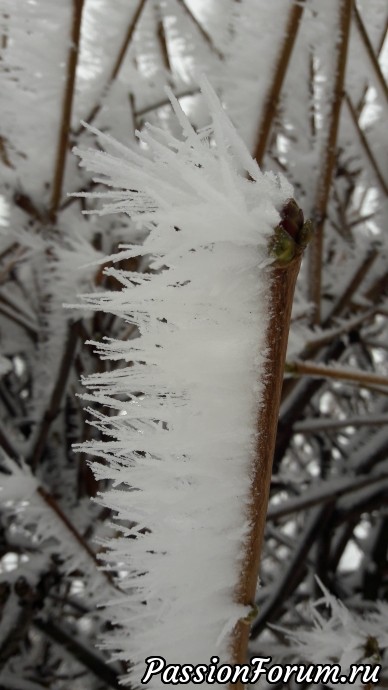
left=253, top=1, right=306, bottom=165
left=345, top=93, right=388, bottom=195
left=353, top=5, right=388, bottom=105
left=325, top=248, right=378, bottom=325
left=135, top=87, right=200, bottom=119
left=155, top=1, right=172, bottom=73
left=34, top=617, right=123, bottom=689
left=356, top=17, right=388, bottom=114
left=74, top=0, right=147, bottom=135
left=268, top=471, right=388, bottom=520
left=294, top=412, right=388, bottom=434
left=175, top=0, right=223, bottom=60
left=251, top=504, right=334, bottom=638
left=29, top=322, right=80, bottom=469
left=286, top=360, right=388, bottom=388
left=50, top=0, right=84, bottom=220
left=308, top=0, right=353, bottom=324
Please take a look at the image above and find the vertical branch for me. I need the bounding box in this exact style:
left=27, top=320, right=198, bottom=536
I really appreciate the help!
left=231, top=250, right=305, bottom=674
left=253, top=1, right=306, bottom=166
left=353, top=6, right=388, bottom=105
left=307, top=0, right=353, bottom=325
left=309, top=50, right=317, bottom=140
left=50, top=0, right=84, bottom=221
left=29, top=322, right=80, bottom=470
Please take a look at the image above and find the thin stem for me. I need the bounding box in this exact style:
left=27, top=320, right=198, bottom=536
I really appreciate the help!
left=324, top=249, right=378, bottom=325
left=253, top=0, right=306, bottom=166
left=231, top=252, right=304, bottom=671
left=34, top=617, right=122, bottom=689
left=356, top=17, right=388, bottom=115
left=345, top=93, right=388, bottom=195
left=50, top=0, right=84, bottom=221
left=353, top=5, right=388, bottom=105
left=294, top=413, right=388, bottom=434
left=175, top=0, right=223, bottom=60
left=37, top=486, right=101, bottom=568
left=308, top=0, right=353, bottom=324
left=286, top=360, right=388, bottom=388
left=155, top=2, right=172, bottom=74
left=29, top=322, right=80, bottom=469
left=135, top=87, right=200, bottom=119
left=268, top=472, right=388, bottom=521
left=74, top=0, right=147, bottom=136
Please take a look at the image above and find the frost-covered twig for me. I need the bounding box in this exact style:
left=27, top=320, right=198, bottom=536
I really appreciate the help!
left=74, top=80, right=310, bottom=683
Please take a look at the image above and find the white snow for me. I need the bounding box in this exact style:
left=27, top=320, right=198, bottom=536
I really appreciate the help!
left=74, top=78, right=292, bottom=686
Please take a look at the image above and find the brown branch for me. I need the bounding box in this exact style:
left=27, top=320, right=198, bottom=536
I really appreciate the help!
left=50, top=0, right=84, bottom=221
left=353, top=5, right=388, bottom=105
left=303, top=306, right=377, bottom=353
left=267, top=471, right=388, bottom=520
left=252, top=1, right=306, bottom=166
left=323, top=248, right=378, bottom=325
left=0, top=304, right=37, bottom=340
left=135, top=87, right=200, bottom=119
left=0, top=420, right=19, bottom=461
left=74, top=0, right=147, bottom=136
left=307, top=0, right=353, bottom=325
left=251, top=504, right=334, bottom=638
left=0, top=136, right=13, bottom=168
left=348, top=211, right=378, bottom=228
left=294, top=412, right=388, bottom=434
left=175, top=0, right=223, bottom=60
left=155, top=2, right=172, bottom=74
left=286, top=360, right=388, bottom=388
left=36, top=485, right=122, bottom=591
left=29, top=322, right=80, bottom=470
left=356, top=17, right=388, bottom=115
left=231, top=244, right=306, bottom=670
left=345, top=93, right=388, bottom=195
left=36, top=486, right=101, bottom=570
left=34, top=617, right=123, bottom=689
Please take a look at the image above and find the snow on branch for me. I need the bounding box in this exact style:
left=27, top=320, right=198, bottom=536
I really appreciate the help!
left=73, top=79, right=293, bottom=684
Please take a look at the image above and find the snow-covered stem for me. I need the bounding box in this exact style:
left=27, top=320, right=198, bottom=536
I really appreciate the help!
left=231, top=254, right=303, bottom=671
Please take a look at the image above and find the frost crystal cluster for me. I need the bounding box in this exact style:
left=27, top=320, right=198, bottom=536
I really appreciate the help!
left=74, top=82, right=292, bottom=684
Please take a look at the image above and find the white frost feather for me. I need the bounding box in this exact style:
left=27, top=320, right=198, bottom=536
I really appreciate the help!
left=74, top=78, right=292, bottom=686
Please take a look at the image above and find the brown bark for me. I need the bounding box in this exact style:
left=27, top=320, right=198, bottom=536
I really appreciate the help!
left=231, top=252, right=303, bottom=675
left=50, top=0, right=84, bottom=221
left=253, top=1, right=306, bottom=166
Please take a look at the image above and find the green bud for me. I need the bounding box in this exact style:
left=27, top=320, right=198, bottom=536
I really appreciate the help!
left=243, top=603, right=259, bottom=623
left=269, top=226, right=296, bottom=265
left=296, top=219, right=314, bottom=248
